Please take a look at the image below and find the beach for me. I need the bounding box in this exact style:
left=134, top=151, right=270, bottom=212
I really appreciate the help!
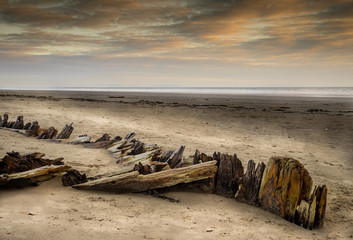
left=0, top=90, right=352, bottom=239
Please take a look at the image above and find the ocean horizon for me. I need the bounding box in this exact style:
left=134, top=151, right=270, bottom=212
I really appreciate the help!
left=1, top=87, right=353, bottom=98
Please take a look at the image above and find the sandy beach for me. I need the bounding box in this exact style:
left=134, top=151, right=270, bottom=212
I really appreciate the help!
left=0, top=90, right=352, bottom=240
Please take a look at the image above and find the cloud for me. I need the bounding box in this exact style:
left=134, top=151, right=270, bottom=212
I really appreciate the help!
left=0, top=0, right=352, bottom=70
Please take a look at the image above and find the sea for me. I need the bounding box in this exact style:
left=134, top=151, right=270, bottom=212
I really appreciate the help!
left=1, top=87, right=353, bottom=98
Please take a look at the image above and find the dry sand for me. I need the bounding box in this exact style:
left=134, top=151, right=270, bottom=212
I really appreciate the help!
left=0, top=90, right=352, bottom=240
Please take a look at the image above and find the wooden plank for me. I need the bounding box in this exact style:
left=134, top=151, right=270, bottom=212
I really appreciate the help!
left=73, top=160, right=218, bottom=193
left=0, top=165, right=71, bottom=187
left=56, top=122, right=74, bottom=139
left=216, top=153, right=244, bottom=198
left=235, top=160, right=266, bottom=205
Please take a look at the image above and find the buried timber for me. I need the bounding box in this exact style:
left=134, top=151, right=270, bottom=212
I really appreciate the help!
left=0, top=114, right=327, bottom=230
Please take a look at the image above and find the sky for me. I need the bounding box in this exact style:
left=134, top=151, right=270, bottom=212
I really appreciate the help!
left=0, top=0, right=353, bottom=88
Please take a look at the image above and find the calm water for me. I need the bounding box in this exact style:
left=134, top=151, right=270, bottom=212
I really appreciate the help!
left=2, top=87, right=353, bottom=98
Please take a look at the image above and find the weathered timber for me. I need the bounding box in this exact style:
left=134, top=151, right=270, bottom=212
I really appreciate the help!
left=0, top=114, right=8, bottom=127
left=37, top=126, right=58, bottom=139
left=124, top=132, right=135, bottom=141
left=193, top=149, right=201, bottom=164
left=73, top=160, right=218, bottom=193
left=62, top=170, right=87, bottom=186
left=133, top=161, right=170, bottom=175
left=216, top=153, right=244, bottom=198
left=193, top=149, right=214, bottom=164
left=107, top=139, right=133, bottom=153
left=56, top=122, right=74, bottom=139
left=26, top=121, right=40, bottom=136
left=68, top=135, right=91, bottom=144
left=23, top=122, right=31, bottom=130
left=129, top=140, right=145, bottom=155
left=116, top=149, right=161, bottom=166
left=0, top=165, right=70, bottom=187
left=80, top=134, right=122, bottom=149
left=159, top=150, right=174, bottom=162
left=235, top=160, right=266, bottom=205
left=95, top=133, right=110, bottom=142
left=12, top=115, right=24, bottom=129
left=294, top=184, right=327, bottom=229
left=166, top=145, right=185, bottom=168
left=258, top=157, right=313, bottom=222
left=6, top=121, right=15, bottom=128
left=312, top=185, right=327, bottom=228
left=0, top=151, right=64, bottom=174
left=161, top=177, right=216, bottom=194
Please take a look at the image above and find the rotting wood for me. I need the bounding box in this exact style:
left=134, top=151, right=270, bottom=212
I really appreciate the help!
left=80, top=134, right=122, bottom=149
left=0, top=165, right=70, bottom=187
left=68, top=134, right=91, bottom=144
left=166, top=145, right=185, bottom=169
left=73, top=160, right=218, bottom=193
left=0, top=114, right=9, bottom=127
left=129, top=140, right=145, bottom=155
left=95, top=133, right=110, bottom=142
left=133, top=161, right=170, bottom=175
left=312, top=185, right=327, bottom=228
left=37, top=126, right=58, bottom=139
left=62, top=170, right=87, bottom=186
left=235, top=160, right=266, bottom=205
left=124, top=132, right=135, bottom=141
left=12, top=115, right=24, bottom=129
left=258, top=157, right=313, bottom=222
left=56, top=123, right=74, bottom=139
left=116, top=149, right=161, bottom=166
left=193, top=149, right=201, bottom=164
left=0, top=114, right=328, bottom=229
left=159, top=150, right=174, bottom=162
left=0, top=151, right=64, bottom=174
left=23, top=122, right=31, bottom=130
left=26, top=121, right=40, bottom=136
left=216, top=153, right=244, bottom=198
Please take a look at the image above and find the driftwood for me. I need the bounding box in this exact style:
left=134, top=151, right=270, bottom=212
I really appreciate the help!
left=73, top=161, right=218, bottom=193
left=0, top=165, right=70, bottom=187
left=82, top=133, right=118, bottom=148
left=258, top=157, right=313, bottom=221
left=159, top=150, right=174, bottom=162
left=235, top=160, right=266, bottom=205
left=130, top=139, right=145, bottom=155
left=193, top=149, right=214, bottom=164
left=37, top=126, right=58, bottom=139
left=133, top=161, right=170, bottom=175
left=0, top=152, right=69, bottom=187
left=216, top=153, right=244, bottom=198
left=27, top=121, right=40, bottom=136
left=164, top=146, right=185, bottom=169
left=256, top=157, right=327, bottom=229
left=124, top=132, right=135, bottom=141
left=0, top=114, right=8, bottom=127
left=68, top=135, right=91, bottom=144
left=62, top=170, right=87, bottom=186
left=0, top=114, right=75, bottom=140
left=0, top=151, right=64, bottom=174
left=56, top=123, right=74, bottom=139
left=116, top=149, right=161, bottom=166
left=12, top=115, right=24, bottom=129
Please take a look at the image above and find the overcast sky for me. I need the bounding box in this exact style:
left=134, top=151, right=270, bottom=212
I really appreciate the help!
left=1, top=0, right=353, bottom=88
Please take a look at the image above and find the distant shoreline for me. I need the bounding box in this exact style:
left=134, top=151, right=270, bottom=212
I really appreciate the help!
left=1, top=87, right=353, bottom=98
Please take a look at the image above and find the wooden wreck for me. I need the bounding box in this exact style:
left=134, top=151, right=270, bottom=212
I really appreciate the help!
left=0, top=113, right=327, bottom=230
